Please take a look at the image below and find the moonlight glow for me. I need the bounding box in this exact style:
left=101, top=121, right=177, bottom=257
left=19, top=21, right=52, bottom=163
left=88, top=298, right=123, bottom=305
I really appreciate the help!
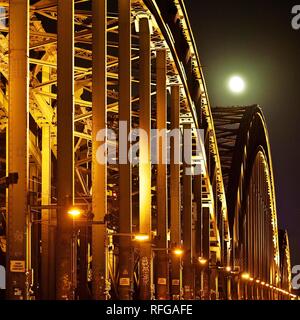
left=228, top=76, right=246, bottom=94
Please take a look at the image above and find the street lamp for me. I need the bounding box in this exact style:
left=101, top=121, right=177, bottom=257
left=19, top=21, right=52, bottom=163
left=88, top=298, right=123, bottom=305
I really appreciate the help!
left=67, top=207, right=82, bottom=218
left=133, top=234, right=150, bottom=242
left=225, top=266, right=232, bottom=273
left=198, top=257, right=208, bottom=266
left=173, top=248, right=184, bottom=257
left=67, top=206, right=82, bottom=298
left=150, top=247, right=184, bottom=299
left=241, top=272, right=250, bottom=281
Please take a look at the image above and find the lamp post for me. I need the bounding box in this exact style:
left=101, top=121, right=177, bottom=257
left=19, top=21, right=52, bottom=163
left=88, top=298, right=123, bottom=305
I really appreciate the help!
left=67, top=207, right=84, bottom=299
left=68, top=206, right=151, bottom=299
left=198, top=257, right=208, bottom=300
left=152, top=247, right=184, bottom=300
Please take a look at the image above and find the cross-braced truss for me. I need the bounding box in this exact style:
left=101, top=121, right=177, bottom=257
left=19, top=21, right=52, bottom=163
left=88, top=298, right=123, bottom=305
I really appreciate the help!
left=0, top=0, right=294, bottom=300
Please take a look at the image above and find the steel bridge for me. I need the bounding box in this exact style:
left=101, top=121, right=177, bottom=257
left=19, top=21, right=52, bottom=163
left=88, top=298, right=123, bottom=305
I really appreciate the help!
left=0, top=0, right=294, bottom=300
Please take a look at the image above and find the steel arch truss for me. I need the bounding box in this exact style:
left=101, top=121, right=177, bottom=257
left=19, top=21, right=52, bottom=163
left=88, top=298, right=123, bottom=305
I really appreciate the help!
left=0, top=0, right=294, bottom=300
left=212, top=106, right=291, bottom=299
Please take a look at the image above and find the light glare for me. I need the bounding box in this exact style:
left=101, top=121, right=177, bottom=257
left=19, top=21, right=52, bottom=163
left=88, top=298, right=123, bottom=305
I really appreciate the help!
left=173, top=248, right=184, bottom=257
left=241, top=272, right=250, bottom=280
left=133, top=234, right=150, bottom=242
left=67, top=207, right=81, bottom=217
left=198, top=257, right=208, bottom=265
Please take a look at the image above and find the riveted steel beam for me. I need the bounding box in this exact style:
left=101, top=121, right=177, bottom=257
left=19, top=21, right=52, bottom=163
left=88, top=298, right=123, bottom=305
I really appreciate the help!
left=138, top=16, right=152, bottom=300
left=170, top=84, right=182, bottom=299
left=155, top=48, right=169, bottom=300
left=6, top=0, right=30, bottom=300
left=91, top=0, right=108, bottom=300
left=56, top=0, right=75, bottom=300
left=118, top=0, right=133, bottom=300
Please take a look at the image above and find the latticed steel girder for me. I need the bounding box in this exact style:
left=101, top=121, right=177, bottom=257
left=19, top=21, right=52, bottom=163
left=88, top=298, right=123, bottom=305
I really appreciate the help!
left=0, top=0, right=292, bottom=301
left=211, top=105, right=291, bottom=298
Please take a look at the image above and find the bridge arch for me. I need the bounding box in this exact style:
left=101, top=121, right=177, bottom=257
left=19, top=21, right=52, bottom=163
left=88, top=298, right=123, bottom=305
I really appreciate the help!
left=212, top=106, right=284, bottom=299
left=279, top=230, right=292, bottom=296
left=0, top=0, right=294, bottom=300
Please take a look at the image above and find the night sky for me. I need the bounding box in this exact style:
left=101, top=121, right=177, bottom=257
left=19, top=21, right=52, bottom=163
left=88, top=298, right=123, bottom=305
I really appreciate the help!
left=185, top=0, right=300, bottom=265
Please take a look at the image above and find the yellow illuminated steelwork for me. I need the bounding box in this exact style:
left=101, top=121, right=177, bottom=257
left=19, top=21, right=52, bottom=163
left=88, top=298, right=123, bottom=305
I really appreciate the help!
left=2, top=0, right=292, bottom=301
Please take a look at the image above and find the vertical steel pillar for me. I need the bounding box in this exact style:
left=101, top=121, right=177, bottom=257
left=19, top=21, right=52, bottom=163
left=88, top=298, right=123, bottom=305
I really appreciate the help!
left=156, top=49, right=168, bottom=300
left=7, top=0, right=29, bottom=300
left=202, top=206, right=210, bottom=299
left=193, top=166, right=202, bottom=299
left=41, top=125, right=51, bottom=299
left=56, top=0, right=74, bottom=300
left=48, top=223, right=56, bottom=299
left=118, top=0, right=133, bottom=300
left=182, top=123, right=194, bottom=299
left=170, top=85, right=181, bottom=299
left=40, top=53, right=52, bottom=299
left=30, top=164, right=39, bottom=298
left=78, top=226, right=90, bottom=299
left=138, top=16, right=152, bottom=300
left=227, top=276, right=232, bottom=300
left=92, top=0, right=108, bottom=300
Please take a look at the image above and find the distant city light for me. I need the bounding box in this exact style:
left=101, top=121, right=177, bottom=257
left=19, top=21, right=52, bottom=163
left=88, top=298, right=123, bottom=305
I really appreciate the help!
left=228, top=75, right=246, bottom=94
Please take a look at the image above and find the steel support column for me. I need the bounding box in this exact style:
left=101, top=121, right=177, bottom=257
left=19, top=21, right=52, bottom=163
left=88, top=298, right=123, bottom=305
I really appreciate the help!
left=170, top=85, right=181, bottom=300
left=193, top=168, right=202, bottom=299
left=7, top=0, right=29, bottom=300
left=92, top=0, right=108, bottom=300
left=118, top=0, right=133, bottom=300
left=56, top=0, right=75, bottom=300
left=202, top=207, right=210, bottom=299
left=78, top=226, right=90, bottom=299
left=41, top=125, right=51, bottom=300
left=182, top=123, right=194, bottom=300
left=138, top=16, right=152, bottom=300
left=40, top=56, right=52, bottom=300
left=156, top=49, right=169, bottom=300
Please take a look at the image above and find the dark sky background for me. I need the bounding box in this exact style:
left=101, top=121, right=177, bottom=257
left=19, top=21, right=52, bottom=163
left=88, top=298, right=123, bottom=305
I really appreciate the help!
left=185, top=1, right=300, bottom=265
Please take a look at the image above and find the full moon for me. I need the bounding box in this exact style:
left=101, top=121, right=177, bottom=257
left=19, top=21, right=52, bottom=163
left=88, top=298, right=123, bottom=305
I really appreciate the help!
left=228, top=76, right=246, bottom=94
